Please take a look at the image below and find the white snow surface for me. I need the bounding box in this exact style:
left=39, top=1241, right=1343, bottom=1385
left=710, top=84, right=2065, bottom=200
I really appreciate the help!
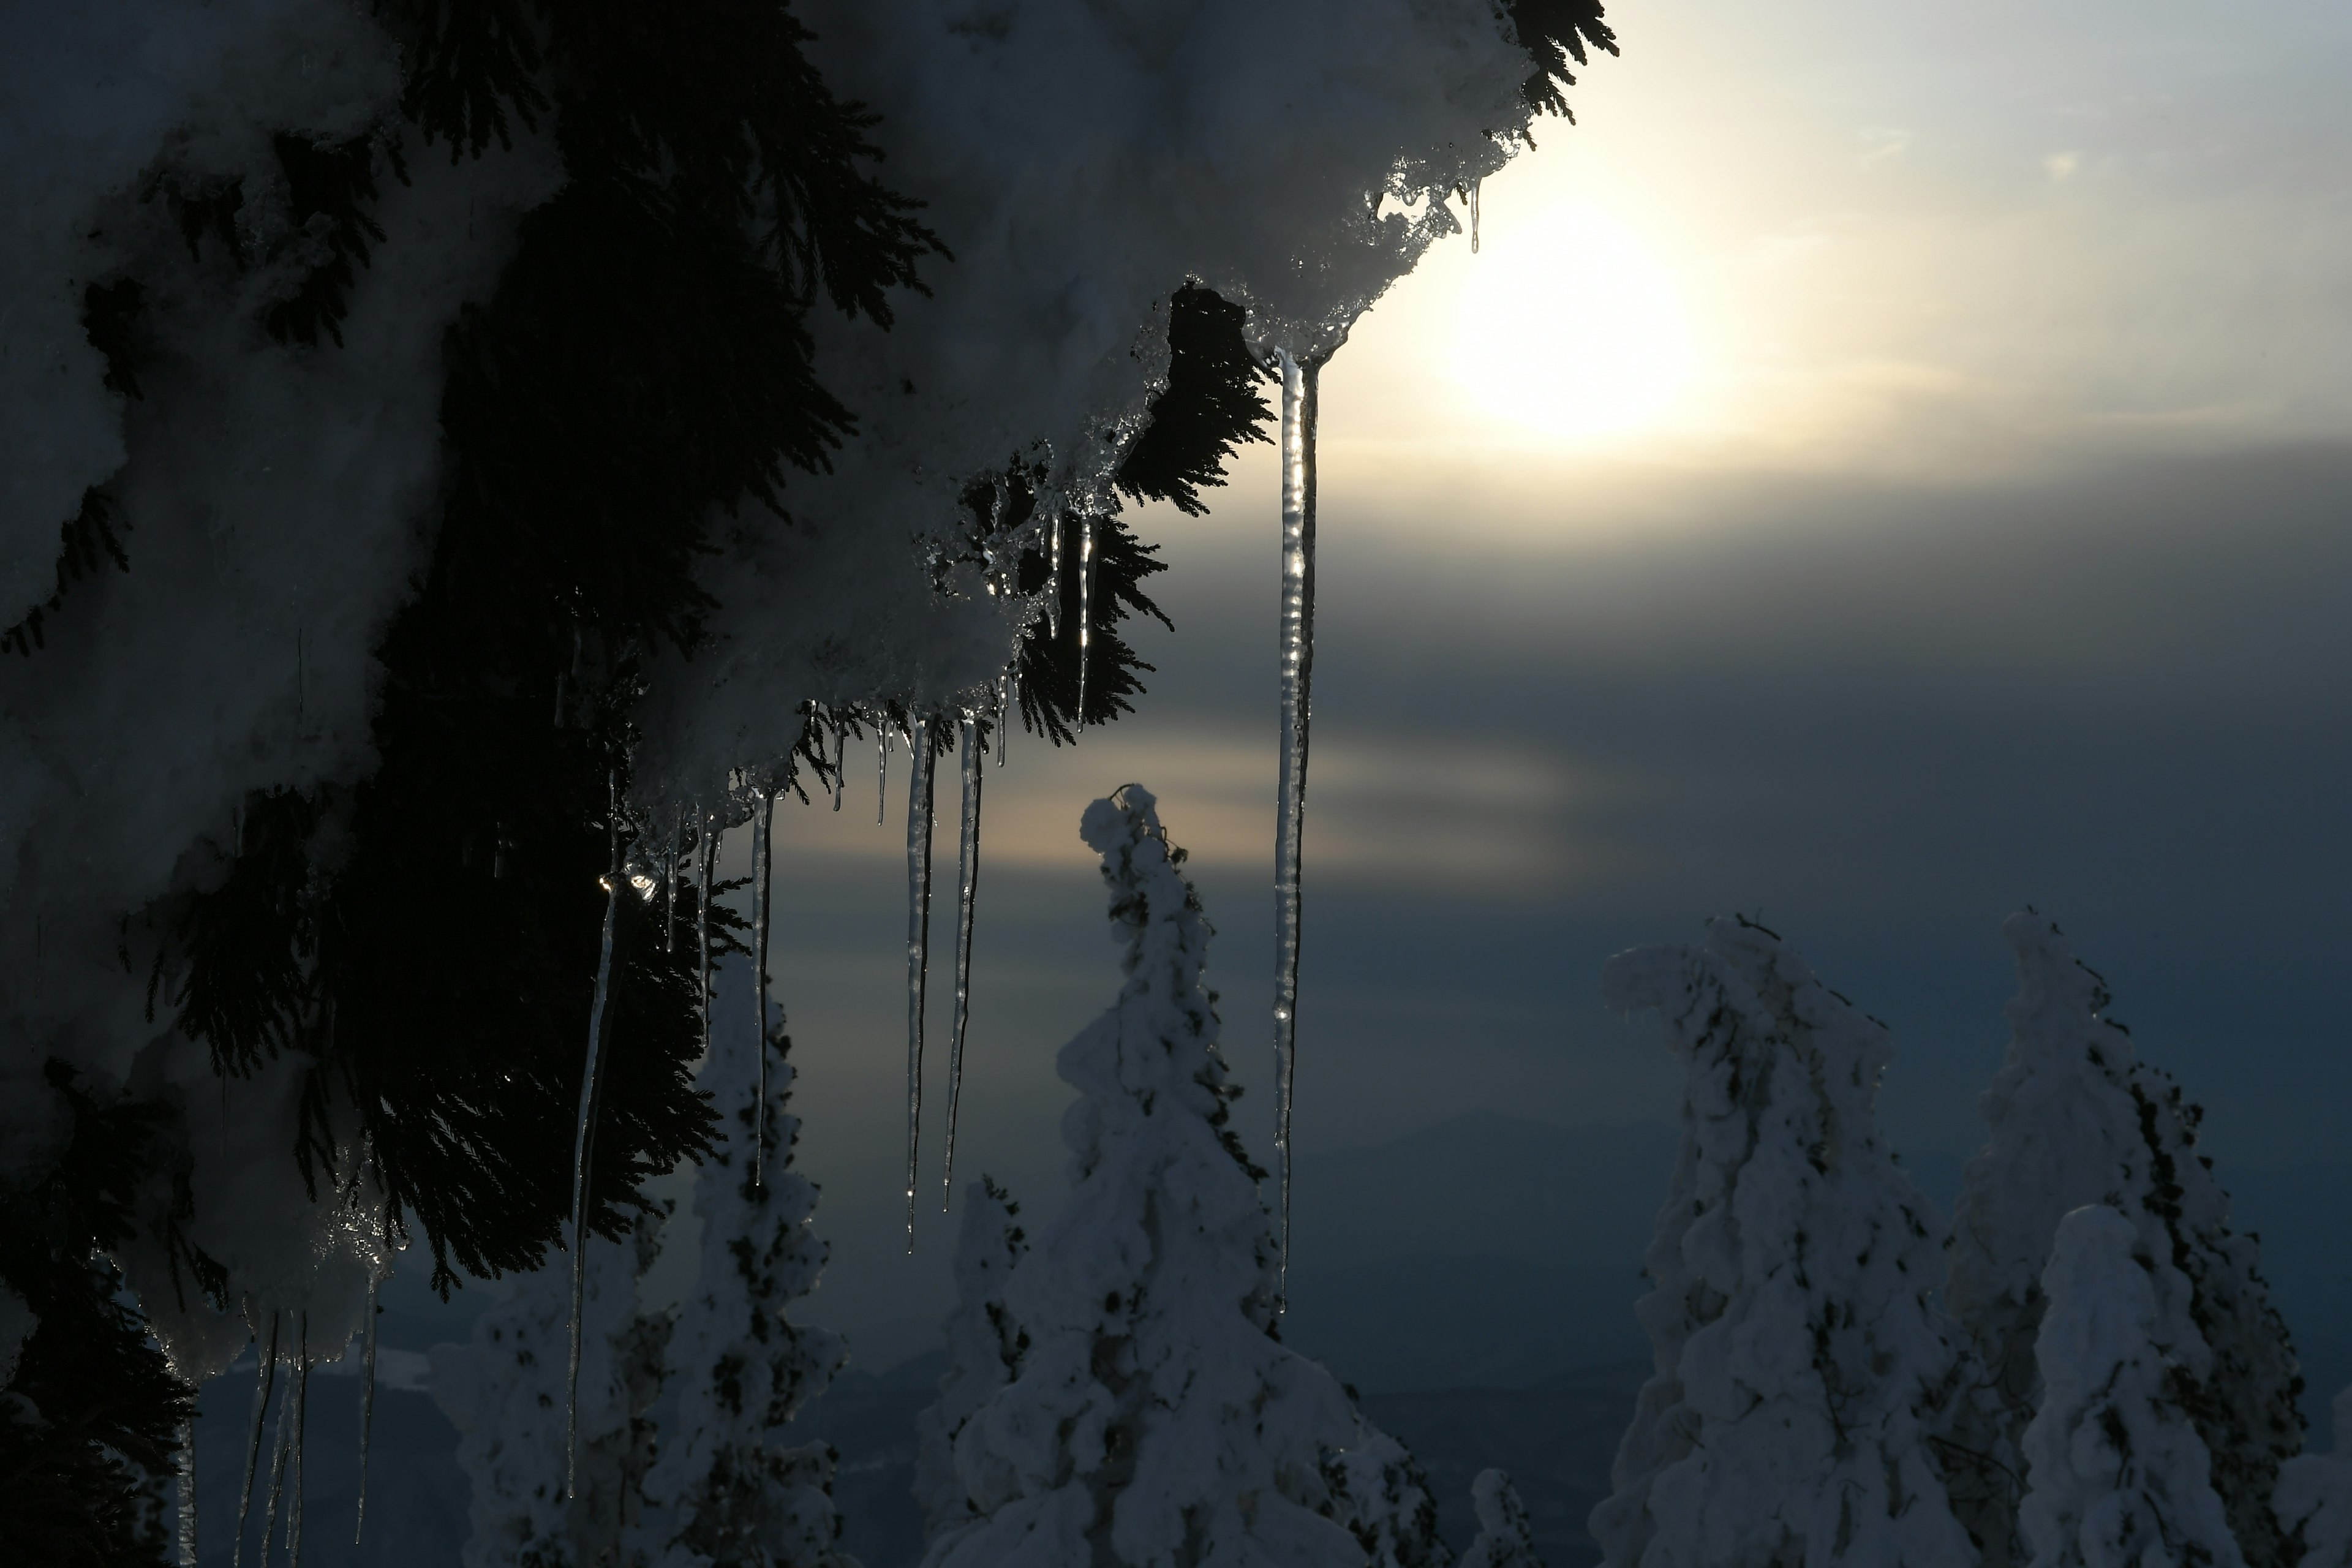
left=921, top=787, right=1439, bottom=1568
left=1, top=0, right=1545, bottom=1389
left=2276, top=1389, right=2352, bottom=1567
left=2016, top=1204, right=2245, bottom=1568
left=1460, top=1469, right=1542, bottom=1568
left=915, top=1178, right=1029, bottom=1541
left=1591, top=919, right=1977, bottom=1568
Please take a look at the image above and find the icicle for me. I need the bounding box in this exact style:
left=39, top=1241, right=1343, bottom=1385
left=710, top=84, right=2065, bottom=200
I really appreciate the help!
left=878, top=723, right=891, bottom=825
left=941, top=712, right=984, bottom=1210
left=997, top=673, right=1013, bottom=769
left=832, top=725, right=847, bottom=812
left=903, top=719, right=938, bottom=1251
left=285, top=1316, right=308, bottom=1568
left=1076, top=514, right=1096, bottom=722
left=354, top=1271, right=378, bottom=1546
left=750, top=786, right=775, bottom=1188
left=176, top=1414, right=197, bottom=1567
left=565, top=771, right=625, bottom=1497
left=696, top=813, right=714, bottom=1061
left=232, top=1314, right=279, bottom=1568
left=1270, top=347, right=1321, bottom=1313
left=1470, top=176, right=1482, bottom=254
left=258, top=1332, right=293, bottom=1565
left=1046, top=511, right=1064, bottom=641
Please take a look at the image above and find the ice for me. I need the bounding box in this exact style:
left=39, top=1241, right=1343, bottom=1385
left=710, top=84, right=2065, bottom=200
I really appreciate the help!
left=233, top=1314, right=279, bottom=1568
left=285, top=1323, right=309, bottom=1567
left=1471, top=178, right=1482, bottom=254
left=750, top=785, right=775, bottom=1188
left=176, top=1414, right=197, bottom=1567
left=354, top=1272, right=377, bottom=1546
left=1047, top=511, right=1065, bottom=641
left=1270, top=347, right=1322, bottom=1305
left=696, top=815, right=715, bottom=1061
left=995, top=673, right=1012, bottom=769
left=259, top=1332, right=292, bottom=1566
left=879, top=723, right=892, bottom=826
left=941, top=712, right=984, bottom=1210
left=905, top=718, right=938, bottom=1250
left=833, top=725, right=848, bottom=812
left=1077, top=513, right=1096, bottom=718
left=565, top=774, right=625, bottom=1497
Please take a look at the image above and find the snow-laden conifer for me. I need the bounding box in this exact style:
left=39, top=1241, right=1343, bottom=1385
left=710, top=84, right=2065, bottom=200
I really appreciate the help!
left=2276, top=1388, right=2352, bottom=1566
left=1589, top=918, right=1975, bottom=1568
left=1947, top=913, right=2301, bottom=1566
left=638, top=1006, right=851, bottom=1568
left=916, top=1178, right=1028, bottom=1541
left=1460, top=1469, right=1542, bottom=1568
left=922, top=786, right=1441, bottom=1568
left=432, top=1216, right=667, bottom=1568
left=2017, top=1204, right=2244, bottom=1568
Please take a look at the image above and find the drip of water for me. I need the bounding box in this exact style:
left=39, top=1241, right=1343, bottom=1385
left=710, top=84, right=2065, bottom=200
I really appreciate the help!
left=750, top=787, right=774, bottom=1188
left=903, top=719, right=938, bottom=1251
left=354, top=1272, right=378, bottom=1545
left=1076, top=514, right=1096, bottom=721
left=941, top=712, right=984, bottom=1210
left=1270, top=347, right=1321, bottom=1314
left=565, top=772, right=625, bottom=1497
left=1470, top=176, right=1482, bottom=254
left=232, top=1313, right=279, bottom=1568
left=176, top=1414, right=197, bottom=1567
left=285, top=1317, right=308, bottom=1567
left=696, top=813, right=714, bottom=1061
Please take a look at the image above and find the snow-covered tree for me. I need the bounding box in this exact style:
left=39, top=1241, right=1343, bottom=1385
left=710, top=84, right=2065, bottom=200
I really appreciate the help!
left=1590, top=918, right=1977, bottom=1568
left=638, top=996, right=851, bottom=1568
left=432, top=1214, right=668, bottom=1568
left=921, top=787, right=1442, bottom=1568
left=1461, top=1470, right=1543, bottom=1568
left=2276, top=1387, right=2352, bottom=1566
left=1947, top=913, right=2302, bottom=1567
left=2016, top=1204, right=2244, bottom=1568
left=916, top=1178, right=1030, bottom=1542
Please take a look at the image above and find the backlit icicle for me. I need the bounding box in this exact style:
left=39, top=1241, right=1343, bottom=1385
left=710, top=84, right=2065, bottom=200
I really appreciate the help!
left=750, top=786, right=775, bottom=1188
left=903, top=718, right=938, bottom=1250
left=878, top=723, right=891, bottom=825
left=259, top=1334, right=293, bottom=1564
left=1270, top=347, right=1321, bottom=1311
left=1047, top=511, right=1064, bottom=641
left=232, top=1313, right=279, bottom=1568
left=285, top=1318, right=308, bottom=1567
left=176, top=1414, right=197, bottom=1567
left=833, top=725, right=848, bottom=812
left=1470, top=177, right=1482, bottom=254
left=1076, top=513, right=1096, bottom=720
left=354, top=1271, right=378, bottom=1545
left=941, top=712, right=984, bottom=1209
left=997, top=673, right=1013, bottom=769
left=565, top=772, right=625, bottom=1496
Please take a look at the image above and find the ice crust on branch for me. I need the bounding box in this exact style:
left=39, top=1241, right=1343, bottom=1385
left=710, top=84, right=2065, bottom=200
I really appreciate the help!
left=919, top=787, right=1441, bottom=1568
left=1946, top=913, right=2302, bottom=1568
left=2016, top=1204, right=2245, bottom=1568
left=1591, top=919, right=1976, bottom=1568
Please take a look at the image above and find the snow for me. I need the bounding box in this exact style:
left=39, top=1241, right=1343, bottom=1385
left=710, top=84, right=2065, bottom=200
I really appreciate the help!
left=915, top=1178, right=1029, bottom=1541
left=2276, top=1388, right=2352, bottom=1567
left=1460, top=1469, right=1542, bottom=1568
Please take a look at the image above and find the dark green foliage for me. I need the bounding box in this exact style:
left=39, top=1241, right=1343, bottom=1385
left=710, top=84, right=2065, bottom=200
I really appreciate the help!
left=3, top=490, right=131, bottom=658
left=1015, top=510, right=1170, bottom=744
left=80, top=280, right=148, bottom=399
left=263, top=132, right=407, bottom=348
left=156, top=788, right=325, bottom=1077
left=1117, top=285, right=1274, bottom=517
left=0, top=1062, right=192, bottom=1568
left=392, top=0, right=548, bottom=159
left=1504, top=0, right=1620, bottom=120
left=165, top=176, right=245, bottom=266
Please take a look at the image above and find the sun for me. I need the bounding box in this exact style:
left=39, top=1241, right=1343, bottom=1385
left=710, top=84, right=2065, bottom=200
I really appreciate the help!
left=1450, top=202, right=1697, bottom=442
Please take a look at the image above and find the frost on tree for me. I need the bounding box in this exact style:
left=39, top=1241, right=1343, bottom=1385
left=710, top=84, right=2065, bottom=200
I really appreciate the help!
left=2275, top=1388, right=2352, bottom=1567
left=921, top=788, right=1442, bottom=1568
left=1946, top=913, right=2302, bottom=1568
left=639, top=990, right=852, bottom=1568
left=2016, top=1204, right=2245, bottom=1568
left=432, top=1216, right=669, bottom=1568
left=1590, top=919, right=1976, bottom=1568
left=1, top=0, right=1610, bottom=1552
left=916, top=1178, right=1030, bottom=1542
left=1461, top=1469, right=1544, bottom=1568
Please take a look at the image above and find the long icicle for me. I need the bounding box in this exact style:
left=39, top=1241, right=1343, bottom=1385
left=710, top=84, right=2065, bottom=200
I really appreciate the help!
left=832, top=725, right=847, bottom=812
left=1271, top=347, right=1321, bottom=1315
left=1076, top=513, right=1096, bottom=722
left=232, top=1313, right=279, bottom=1568
left=903, top=718, right=938, bottom=1251
left=1046, top=511, right=1064, bottom=641
left=941, top=711, right=984, bottom=1209
left=997, top=673, right=1012, bottom=769
left=877, top=723, right=891, bottom=825
left=354, top=1270, right=378, bottom=1545
left=697, top=813, right=714, bottom=1061
left=285, top=1315, right=308, bottom=1568
left=258, top=1329, right=294, bottom=1565
left=750, top=785, right=774, bottom=1188
left=176, top=1412, right=197, bottom=1567
left=565, top=771, right=625, bottom=1497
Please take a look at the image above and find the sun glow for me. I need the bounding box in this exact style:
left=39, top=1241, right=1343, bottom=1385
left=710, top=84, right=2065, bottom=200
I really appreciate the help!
left=1451, top=202, right=1697, bottom=443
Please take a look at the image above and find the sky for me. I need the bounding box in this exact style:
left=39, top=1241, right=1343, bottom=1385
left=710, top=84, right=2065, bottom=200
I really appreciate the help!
left=626, top=0, right=2352, bottom=1381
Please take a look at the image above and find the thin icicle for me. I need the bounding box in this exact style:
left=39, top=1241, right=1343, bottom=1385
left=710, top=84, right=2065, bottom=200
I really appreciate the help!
left=1470, top=176, right=1482, bottom=254
left=832, top=725, right=847, bottom=812
left=285, top=1317, right=308, bottom=1568
left=354, top=1271, right=378, bottom=1546
left=232, top=1313, right=279, bottom=1568
left=1076, top=513, right=1096, bottom=721
left=565, top=771, right=625, bottom=1497
left=878, top=723, right=891, bottom=825
left=176, top=1414, right=197, bottom=1567
left=696, top=813, right=715, bottom=1061
left=750, top=786, right=775, bottom=1188
left=1047, top=511, right=1064, bottom=641
left=903, top=718, right=938, bottom=1251
left=1270, top=346, right=1321, bottom=1313
left=941, top=712, right=984, bottom=1210
left=997, top=673, right=1013, bottom=769
left=259, top=1330, right=294, bottom=1565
